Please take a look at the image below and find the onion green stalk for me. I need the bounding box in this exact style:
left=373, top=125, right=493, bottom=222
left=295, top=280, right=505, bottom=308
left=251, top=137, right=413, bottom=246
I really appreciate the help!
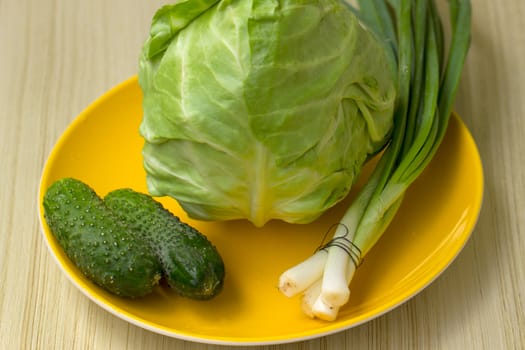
left=278, top=0, right=471, bottom=321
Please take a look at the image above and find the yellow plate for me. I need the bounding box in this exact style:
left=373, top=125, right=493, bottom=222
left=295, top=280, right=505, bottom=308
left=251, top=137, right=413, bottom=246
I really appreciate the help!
left=38, top=77, right=483, bottom=345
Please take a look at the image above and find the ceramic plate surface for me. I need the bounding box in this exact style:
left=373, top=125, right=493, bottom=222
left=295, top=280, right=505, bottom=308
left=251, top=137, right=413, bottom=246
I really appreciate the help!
left=38, top=77, right=483, bottom=345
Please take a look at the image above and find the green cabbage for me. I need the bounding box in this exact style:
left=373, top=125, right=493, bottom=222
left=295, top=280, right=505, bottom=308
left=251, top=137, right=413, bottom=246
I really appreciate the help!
left=138, top=0, right=396, bottom=227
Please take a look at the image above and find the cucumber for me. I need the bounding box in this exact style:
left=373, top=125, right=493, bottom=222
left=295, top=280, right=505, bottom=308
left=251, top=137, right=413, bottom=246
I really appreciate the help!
left=104, top=189, right=225, bottom=300
left=43, top=178, right=162, bottom=297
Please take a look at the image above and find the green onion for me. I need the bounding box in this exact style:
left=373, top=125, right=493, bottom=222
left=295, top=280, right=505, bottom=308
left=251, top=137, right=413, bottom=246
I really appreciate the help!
left=278, top=0, right=472, bottom=321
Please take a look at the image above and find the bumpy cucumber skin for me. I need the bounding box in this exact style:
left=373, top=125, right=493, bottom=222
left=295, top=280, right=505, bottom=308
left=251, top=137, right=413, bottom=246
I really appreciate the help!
left=43, top=178, right=162, bottom=298
left=104, top=189, right=225, bottom=300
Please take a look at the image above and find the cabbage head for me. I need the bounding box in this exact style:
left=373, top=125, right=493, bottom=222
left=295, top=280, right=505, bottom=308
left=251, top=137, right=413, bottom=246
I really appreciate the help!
left=138, top=0, right=396, bottom=227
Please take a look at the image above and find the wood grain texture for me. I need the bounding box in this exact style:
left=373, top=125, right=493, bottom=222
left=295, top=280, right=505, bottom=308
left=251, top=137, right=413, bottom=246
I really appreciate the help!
left=1, top=0, right=523, bottom=349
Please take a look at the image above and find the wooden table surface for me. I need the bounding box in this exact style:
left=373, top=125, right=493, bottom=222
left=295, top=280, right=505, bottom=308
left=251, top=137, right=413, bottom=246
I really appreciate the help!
left=1, top=0, right=524, bottom=349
